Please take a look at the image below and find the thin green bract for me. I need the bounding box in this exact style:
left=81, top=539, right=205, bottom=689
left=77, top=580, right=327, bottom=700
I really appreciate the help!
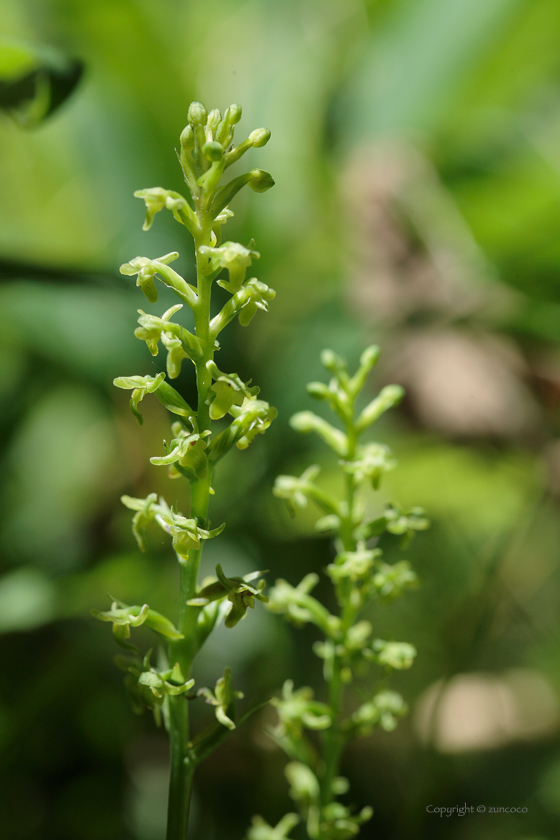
left=93, top=101, right=276, bottom=840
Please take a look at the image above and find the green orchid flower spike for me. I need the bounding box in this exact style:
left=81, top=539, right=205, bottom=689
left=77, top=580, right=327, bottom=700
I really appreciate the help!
left=94, top=101, right=277, bottom=840
left=251, top=347, right=428, bottom=840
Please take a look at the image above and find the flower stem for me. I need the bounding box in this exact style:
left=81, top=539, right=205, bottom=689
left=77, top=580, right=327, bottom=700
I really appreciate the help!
left=166, top=694, right=195, bottom=840
left=320, top=418, right=358, bottom=819
left=166, top=215, right=215, bottom=840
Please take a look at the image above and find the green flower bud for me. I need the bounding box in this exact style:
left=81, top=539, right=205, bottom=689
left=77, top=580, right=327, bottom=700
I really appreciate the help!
left=188, top=100, right=207, bottom=126
left=360, top=345, right=380, bottom=369
left=226, top=103, right=242, bottom=124
left=273, top=464, right=321, bottom=510
left=206, top=108, right=221, bottom=139
left=290, top=412, right=348, bottom=456
left=267, top=576, right=339, bottom=637
left=306, top=381, right=331, bottom=400
left=248, top=169, right=275, bottom=192
left=180, top=124, right=195, bottom=149
left=202, top=140, right=224, bottom=161
left=355, top=384, right=404, bottom=432
left=320, top=348, right=345, bottom=374
left=210, top=170, right=275, bottom=217
left=216, top=104, right=243, bottom=147
left=249, top=127, right=271, bottom=147
left=347, top=345, right=381, bottom=396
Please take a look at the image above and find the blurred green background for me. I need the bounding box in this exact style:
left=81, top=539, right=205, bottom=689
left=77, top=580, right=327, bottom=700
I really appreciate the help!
left=1, top=0, right=560, bottom=838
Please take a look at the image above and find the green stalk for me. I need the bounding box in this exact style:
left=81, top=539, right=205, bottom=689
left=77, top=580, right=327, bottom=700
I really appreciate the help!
left=320, top=417, right=358, bottom=818
left=166, top=695, right=195, bottom=840
left=166, top=215, right=215, bottom=840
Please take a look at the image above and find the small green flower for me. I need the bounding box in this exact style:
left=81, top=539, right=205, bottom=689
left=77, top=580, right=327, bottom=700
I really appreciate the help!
left=273, top=465, right=321, bottom=510
left=134, top=304, right=202, bottom=374
left=272, top=680, right=332, bottom=733
left=113, top=370, right=194, bottom=424
left=384, top=502, right=429, bottom=545
left=209, top=278, right=276, bottom=335
left=198, top=240, right=259, bottom=292
left=187, top=563, right=268, bottom=628
left=206, top=360, right=259, bottom=420
left=320, top=802, right=373, bottom=840
left=113, top=372, right=165, bottom=424
left=91, top=599, right=183, bottom=652
left=150, top=422, right=210, bottom=480
left=198, top=667, right=243, bottom=730
left=135, top=305, right=182, bottom=357
left=372, top=560, right=418, bottom=600
left=115, top=650, right=194, bottom=723
left=154, top=499, right=224, bottom=559
left=344, top=620, right=373, bottom=652
left=349, top=691, right=407, bottom=735
left=268, top=575, right=339, bottom=637
left=326, top=549, right=381, bottom=583
left=209, top=397, right=277, bottom=461
left=120, top=494, right=224, bottom=559
left=120, top=252, right=180, bottom=302
left=238, top=278, right=276, bottom=326
left=120, top=492, right=159, bottom=551
left=341, top=442, right=396, bottom=489
left=91, top=601, right=149, bottom=651
left=232, top=397, right=278, bottom=449
left=371, top=639, right=417, bottom=670
left=133, top=187, right=196, bottom=232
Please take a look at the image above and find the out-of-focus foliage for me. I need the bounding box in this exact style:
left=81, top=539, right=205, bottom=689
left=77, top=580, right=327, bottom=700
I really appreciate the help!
left=1, top=0, right=560, bottom=839
left=0, top=38, right=83, bottom=127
